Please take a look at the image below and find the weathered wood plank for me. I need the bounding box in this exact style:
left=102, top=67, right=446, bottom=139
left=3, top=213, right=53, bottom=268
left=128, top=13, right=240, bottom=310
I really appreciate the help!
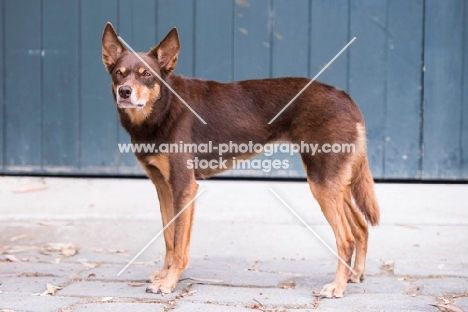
left=195, top=0, right=233, bottom=82
left=349, top=0, right=387, bottom=178
left=423, top=0, right=464, bottom=179
left=233, top=0, right=270, bottom=80
left=310, top=0, right=349, bottom=91
left=158, top=0, right=195, bottom=77
left=80, top=0, right=119, bottom=170
left=42, top=0, right=79, bottom=168
left=116, top=0, right=156, bottom=172
left=4, top=0, right=42, bottom=168
left=384, top=0, right=423, bottom=179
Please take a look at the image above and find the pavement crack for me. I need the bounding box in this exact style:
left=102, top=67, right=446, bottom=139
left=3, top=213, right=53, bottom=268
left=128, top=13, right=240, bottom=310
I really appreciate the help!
left=163, top=283, right=194, bottom=311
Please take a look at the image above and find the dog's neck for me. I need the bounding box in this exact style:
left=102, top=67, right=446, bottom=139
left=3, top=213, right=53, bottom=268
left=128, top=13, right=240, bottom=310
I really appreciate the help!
left=122, top=105, right=154, bottom=126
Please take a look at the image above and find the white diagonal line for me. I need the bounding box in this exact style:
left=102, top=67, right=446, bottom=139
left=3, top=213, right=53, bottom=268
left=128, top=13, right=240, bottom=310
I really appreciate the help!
left=269, top=188, right=357, bottom=276
left=268, top=37, right=356, bottom=124
left=118, top=36, right=207, bottom=125
left=117, top=188, right=206, bottom=276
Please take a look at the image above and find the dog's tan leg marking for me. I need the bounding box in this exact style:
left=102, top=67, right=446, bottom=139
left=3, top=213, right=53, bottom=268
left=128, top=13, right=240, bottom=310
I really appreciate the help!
left=146, top=177, right=198, bottom=294
left=308, top=181, right=354, bottom=298
left=344, top=188, right=368, bottom=283
left=138, top=158, right=174, bottom=282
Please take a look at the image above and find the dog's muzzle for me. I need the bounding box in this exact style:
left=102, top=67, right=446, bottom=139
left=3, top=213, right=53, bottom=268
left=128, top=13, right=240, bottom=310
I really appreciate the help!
left=118, top=85, right=132, bottom=99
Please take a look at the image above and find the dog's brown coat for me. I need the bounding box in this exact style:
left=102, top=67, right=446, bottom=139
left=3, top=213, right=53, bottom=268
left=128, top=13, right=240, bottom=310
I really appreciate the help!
left=102, top=22, right=380, bottom=298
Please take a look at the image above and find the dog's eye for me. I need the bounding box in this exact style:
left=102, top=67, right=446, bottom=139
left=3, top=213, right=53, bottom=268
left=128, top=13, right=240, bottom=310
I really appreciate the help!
left=142, top=71, right=151, bottom=77
left=116, top=69, right=122, bottom=76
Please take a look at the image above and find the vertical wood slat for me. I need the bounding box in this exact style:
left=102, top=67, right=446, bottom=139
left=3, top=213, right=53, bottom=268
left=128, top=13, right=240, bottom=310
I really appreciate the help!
left=80, top=0, right=119, bottom=171
left=233, top=0, right=271, bottom=80
left=195, top=0, right=233, bottom=82
left=116, top=0, right=156, bottom=172
left=230, top=0, right=271, bottom=177
left=462, top=2, right=468, bottom=179
left=0, top=1, right=3, bottom=169
left=42, top=0, right=79, bottom=169
left=158, top=0, right=195, bottom=78
left=4, top=0, right=42, bottom=168
left=349, top=0, right=387, bottom=179
left=271, top=0, right=309, bottom=178
left=310, top=0, right=349, bottom=91
left=423, top=0, right=464, bottom=179
left=384, top=0, right=423, bottom=179
left=272, top=0, right=308, bottom=78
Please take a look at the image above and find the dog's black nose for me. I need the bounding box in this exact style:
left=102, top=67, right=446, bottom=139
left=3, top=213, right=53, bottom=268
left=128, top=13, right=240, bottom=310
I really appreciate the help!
left=118, top=86, right=132, bottom=99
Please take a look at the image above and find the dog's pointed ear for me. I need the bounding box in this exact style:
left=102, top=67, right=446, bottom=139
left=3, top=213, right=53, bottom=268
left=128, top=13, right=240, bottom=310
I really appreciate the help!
left=148, top=28, right=180, bottom=74
left=102, top=22, right=126, bottom=71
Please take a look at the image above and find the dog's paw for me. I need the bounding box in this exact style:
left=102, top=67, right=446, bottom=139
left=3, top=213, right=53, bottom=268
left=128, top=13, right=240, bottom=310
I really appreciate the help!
left=348, top=270, right=365, bottom=283
left=319, top=282, right=345, bottom=298
left=145, top=280, right=175, bottom=294
left=150, top=269, right=168, bottom=282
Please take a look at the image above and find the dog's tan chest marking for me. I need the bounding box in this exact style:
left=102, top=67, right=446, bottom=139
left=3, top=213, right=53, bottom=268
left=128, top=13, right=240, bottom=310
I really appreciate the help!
left=146, top=154, right=171, bottom=181
left=124, top=105, right=152, bottom=125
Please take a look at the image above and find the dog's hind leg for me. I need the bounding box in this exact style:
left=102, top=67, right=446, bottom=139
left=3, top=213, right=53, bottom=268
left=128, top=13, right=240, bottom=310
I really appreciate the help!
left=301, top=153, right=355, bottom=298
left=343, top=187, right=368, bottom=283
left=309, top=180, right=354, bottom=298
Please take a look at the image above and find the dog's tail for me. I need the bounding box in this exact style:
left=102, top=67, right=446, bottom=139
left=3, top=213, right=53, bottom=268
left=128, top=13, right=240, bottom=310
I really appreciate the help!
left=351, top=153, right=380, bottom=226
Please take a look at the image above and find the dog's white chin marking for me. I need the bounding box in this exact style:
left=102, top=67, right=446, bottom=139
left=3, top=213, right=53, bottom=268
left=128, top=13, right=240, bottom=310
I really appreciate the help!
left=116, top=93, right=147, bottom=108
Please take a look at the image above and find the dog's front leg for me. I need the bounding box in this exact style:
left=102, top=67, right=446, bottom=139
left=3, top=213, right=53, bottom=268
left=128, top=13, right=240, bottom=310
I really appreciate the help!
left=151, top=177, right=174, bottom=281
left=137, top=160, right=175, bottom=282
left=146, top=170, right=198, bottom=294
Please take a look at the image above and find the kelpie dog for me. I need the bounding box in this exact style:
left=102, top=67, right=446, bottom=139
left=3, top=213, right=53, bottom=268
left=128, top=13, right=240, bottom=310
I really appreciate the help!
left=102, top=22, right=379, bottom=298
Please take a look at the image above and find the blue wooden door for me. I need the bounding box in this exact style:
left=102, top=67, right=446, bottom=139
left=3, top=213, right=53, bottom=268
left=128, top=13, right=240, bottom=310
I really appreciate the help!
left=0, top=0, right=466, bottom=180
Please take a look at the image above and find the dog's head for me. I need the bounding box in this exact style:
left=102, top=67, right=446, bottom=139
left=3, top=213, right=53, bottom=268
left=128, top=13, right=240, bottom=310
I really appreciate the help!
left=101, top=22, right=179, bottom=109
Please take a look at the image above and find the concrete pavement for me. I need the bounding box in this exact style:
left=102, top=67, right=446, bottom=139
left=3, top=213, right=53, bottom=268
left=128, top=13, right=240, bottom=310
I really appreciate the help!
left=0, top=176, right=467, bottom=311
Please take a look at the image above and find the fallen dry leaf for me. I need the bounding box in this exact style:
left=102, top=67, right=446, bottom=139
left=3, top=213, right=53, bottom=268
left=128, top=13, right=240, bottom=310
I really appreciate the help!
left=79, top=261, right=100, bottom=269
left=436, top=297, right=452, bottom=305
left=101, top=297, right=113, bottom=302
left=87, top=273, right=96, bottom=279
left=380, top=260, right=394, bottom=276
left=1, top=245, right=38, bottom=254
left=278, top=278, right=297, bottom=289
left=128, top=282, right=145, bottom=287
left=9, top=234, right=29, bottom=242
left=40, top=283, right=62, bottom=296
left=405, top=281, right=424, bottom=296
left=253, top=298, right=265, bottom=310
left=4, top=255, right=20, bottom=262
left=45, top=243, right=78, bottom=257
left=13, top=184, right=48, bottom=194
left=429, top=303, right=464, bottom=312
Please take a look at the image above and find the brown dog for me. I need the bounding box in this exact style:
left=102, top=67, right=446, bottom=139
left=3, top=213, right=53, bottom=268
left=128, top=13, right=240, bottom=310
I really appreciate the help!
left=102, top=22, right=379, bottom=298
